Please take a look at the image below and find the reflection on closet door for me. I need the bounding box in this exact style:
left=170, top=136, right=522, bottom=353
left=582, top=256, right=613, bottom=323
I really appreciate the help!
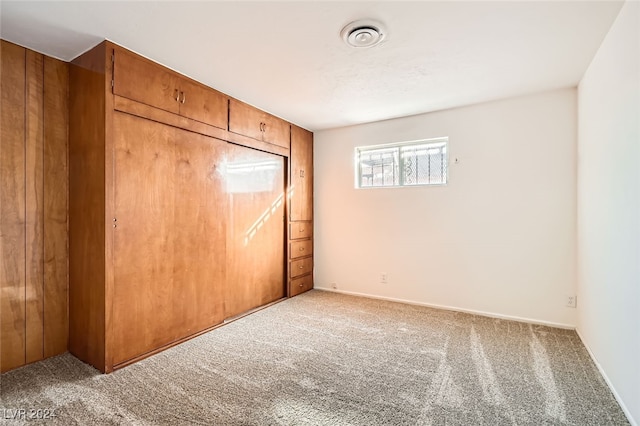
left=224, top=145, right=286, bottom=319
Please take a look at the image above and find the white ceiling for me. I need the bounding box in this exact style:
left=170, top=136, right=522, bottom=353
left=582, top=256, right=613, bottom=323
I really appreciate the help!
left=1, top=1, right=624, bottom=131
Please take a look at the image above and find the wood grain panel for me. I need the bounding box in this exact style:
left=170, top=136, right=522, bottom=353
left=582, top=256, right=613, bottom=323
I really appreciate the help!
left=1, top=41, right=27, bottom=372
left=43, top=56, right=69, bottom=357
left=25, top=50, right=45, bottom=364
left=224, top=146, right=286, bottom=318
left=68, top=43, right=107, bottom=371
left=112, top=112, right=177, bottom=365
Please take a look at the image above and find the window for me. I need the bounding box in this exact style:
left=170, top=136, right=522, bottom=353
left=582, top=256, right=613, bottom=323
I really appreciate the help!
left=355, top=138, right=448, bottom=188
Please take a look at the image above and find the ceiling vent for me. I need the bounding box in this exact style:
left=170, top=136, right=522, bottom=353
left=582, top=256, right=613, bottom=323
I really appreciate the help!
left=340, top=20, right=386, bottom=48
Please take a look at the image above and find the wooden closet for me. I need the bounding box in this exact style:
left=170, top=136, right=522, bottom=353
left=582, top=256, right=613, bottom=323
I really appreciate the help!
left=69, top=41, right=298, bottom=372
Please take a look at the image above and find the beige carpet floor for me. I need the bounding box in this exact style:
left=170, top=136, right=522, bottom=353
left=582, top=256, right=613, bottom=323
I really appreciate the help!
left=0, top=290, right=629, bottom=425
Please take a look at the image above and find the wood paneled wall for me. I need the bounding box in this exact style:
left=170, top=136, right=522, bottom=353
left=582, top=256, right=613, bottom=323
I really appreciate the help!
left=1, top=40, right=69, bottom=373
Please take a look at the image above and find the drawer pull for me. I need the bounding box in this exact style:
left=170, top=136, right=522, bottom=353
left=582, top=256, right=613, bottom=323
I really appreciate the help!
left=180, top=91, right=186, bottom=104
left=299, top=228, right=305, bottom=232
left=299, top=265, right=304, bottom=269
left=299, top=283, right=304, bottom=287
left=174, top=89, right=179, bottom=102
left=299, top=247, right=305, bottom=251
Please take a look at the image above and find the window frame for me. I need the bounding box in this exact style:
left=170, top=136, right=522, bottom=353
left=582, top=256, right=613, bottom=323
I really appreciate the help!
left=354, top=137, right=449, bottom=189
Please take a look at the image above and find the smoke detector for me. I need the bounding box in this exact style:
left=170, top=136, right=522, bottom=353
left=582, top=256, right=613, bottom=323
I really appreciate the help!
left=340, top=20, right=386, bottom=48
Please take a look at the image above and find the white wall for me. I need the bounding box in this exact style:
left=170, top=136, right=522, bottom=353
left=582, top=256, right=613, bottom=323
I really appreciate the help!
left=577, top=1, right=640, bottom=424
left=315, top=88, right=577, bottom=327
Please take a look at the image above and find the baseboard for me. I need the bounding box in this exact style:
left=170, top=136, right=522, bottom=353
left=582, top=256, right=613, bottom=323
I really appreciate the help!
left=314, top=287, right=576, bottom=329
left=575, top=329, right=638, bottom=426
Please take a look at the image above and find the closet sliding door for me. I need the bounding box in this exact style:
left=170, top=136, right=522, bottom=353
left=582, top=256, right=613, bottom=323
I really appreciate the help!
left=224, top=145, right=286, bottom=319
left=112, top=112, right=226, bottom=366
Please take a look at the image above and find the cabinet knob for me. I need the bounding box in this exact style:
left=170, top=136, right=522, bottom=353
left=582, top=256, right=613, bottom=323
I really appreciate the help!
left=299, top=228, right=304, bottom=232
left=174, top=89, right=179, bottom=102
left=299, top=265, right=303, bottom=269
left=180, top=91, right=186, bottom=104
left=299, top=247, right=304, bottom=251
left=299, top=283, right=304, bottom=287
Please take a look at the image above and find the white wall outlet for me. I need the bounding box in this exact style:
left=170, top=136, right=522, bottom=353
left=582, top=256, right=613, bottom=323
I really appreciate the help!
left=331, top=282, right=337, bottom=290
left=566, top=295, right=577, bottom=308
left=380, top=273, right=388, bottom=284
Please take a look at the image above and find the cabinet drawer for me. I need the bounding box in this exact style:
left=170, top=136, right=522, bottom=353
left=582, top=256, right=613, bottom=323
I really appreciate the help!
left=290, top=240, right=313, bottom=260
left=290, top=258, right=313, bottom=278
left=289, top=222, right=312, bottom=240
left=290, top=275, right=313, bottom=297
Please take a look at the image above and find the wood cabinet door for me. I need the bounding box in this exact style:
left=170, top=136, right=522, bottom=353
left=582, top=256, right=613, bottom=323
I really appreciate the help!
left=262, top=116, right=290, bottom=149
left=290, top=126, right=313, bottom=221
left=177, top=77, right=228, bottom=130
left=113, top=48, right=179, bottom=115
left=228, top=98, right=264, bottom=141
left=224, top=146, right=286, bottom=319
left=229, top=99, right=291, bottom=148
left=112, top=112, right=226, bottom=365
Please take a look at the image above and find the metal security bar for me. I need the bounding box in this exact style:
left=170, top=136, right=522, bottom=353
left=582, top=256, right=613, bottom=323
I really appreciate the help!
left=358, top=147, right=399, bottom=187
left=356, top=138, right=448, bottom=188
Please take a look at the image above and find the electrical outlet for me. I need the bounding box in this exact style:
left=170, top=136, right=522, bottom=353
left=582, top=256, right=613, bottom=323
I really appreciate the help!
left=566, top=295, right=577, bottom=308
left=380, top=273, right=388, bottom=284
left=331, top=283, right=337, bottom=290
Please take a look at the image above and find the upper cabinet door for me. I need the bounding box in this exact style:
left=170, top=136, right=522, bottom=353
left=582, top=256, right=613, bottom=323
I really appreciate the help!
left=113, top=48, right=179, bottom=114
left=228, top=98, right=264, bottom=141
left=229, top=99, right=290, bottom=149
left=290, top=125, right=313, bottom=221
left=176, top=78, right=228, bottom=130
left=261, top=115, right=290, bottom=149
left=113, top=47, right=228, bottom=130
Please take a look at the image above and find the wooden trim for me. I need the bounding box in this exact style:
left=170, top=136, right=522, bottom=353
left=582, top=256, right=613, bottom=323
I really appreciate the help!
left=68, top=42, right=108, bottom=372
left=114, top=95, right=290, bottom=157
left=226, top=130, right=290, bottom=157
left=104, top=43, right=115, bottom=373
